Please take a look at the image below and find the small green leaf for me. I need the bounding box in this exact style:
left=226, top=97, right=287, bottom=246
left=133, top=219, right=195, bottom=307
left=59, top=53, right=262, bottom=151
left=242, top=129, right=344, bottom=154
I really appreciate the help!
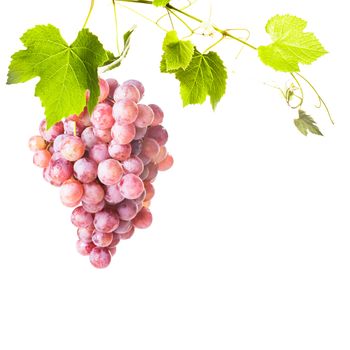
left=7, top=25, right=109, bottom=128
left=175, top=48, right=227, bottom=109
left=103, top=26, right=136, bottom=72
left=294, top=110, right=323, bottom=136
left=153, top=0, right=170, bottom=7
left=258, top=14, right=328, bottom=72
left=162, top=30, right=194, bottom=71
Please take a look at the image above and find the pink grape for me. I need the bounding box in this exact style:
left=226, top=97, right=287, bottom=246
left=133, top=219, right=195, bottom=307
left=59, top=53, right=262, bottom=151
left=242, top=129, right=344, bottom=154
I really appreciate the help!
left=114, top=84, right=140, bottom=103
left=60, top=179, right=84, bottom=207
left=108, top=233, right=121, bottom=248
left=60, top=135, right=85, bottom=162
left=113, top=99, right=139, bottom=125
left=29, top=135, right=46, bottom=151
left=131, top=140, right=142, bottom=156
left=158, top=154, right=174, bottom=171
left=119, top=174, right=144, bottom=199
left=94, top=208, right=120, bottom=233
left=133, top=190, right=146, bottom=205
left=53, top=134, right=67, bottom=152
left=71, top=206, right=94, bottom=228
left=97, top=159, right=123, bottom=186
left=82, top=199, right=105, bottom=213
left=144, top=181, right=155, bottom=201
left=106, top=78, right=119, bottom=99
left=149, top=104, right=164, bottom=126
left=91, top=103, right=114, bottom=130
left=140, top=137, right=160, bottom=161
left=139, top=166, right=149, bottom=181
left=63, top=119, right=85, bottom=136
left=134, top=104, right=154, bottom=128
left=138, top=153, right=151, bottom=166
left=111, top=123, right=136, bottom=145
left=33, top=150, right=51, bottom=168
left=39, top=120, right=64, bottom=142
left=77, top=107, right=92, bottom=127
left=104, top=184, right=124, bottom=205
left=108, top=141, right=132, bottom=161
left=132, top=207, right=153, bottom=229
left=48, top=153, right=73, bottom=185
left=109, top=247, right=117, bottom=256
left=146, top=125, right=168, bottom=146
left=73, top=157, right=98, bottom=183
left=77, top=225, right=95, bottom=242
left=98, top=78, right=110, bottom=102
left=114, top=220, right=133, bottom=234
left=93, top=128, right=112, bottom=143
left=89, top=247, right=111, bottom=268
left=124, top=79, right=145, bottom=99
left=122, top=155, right=144, bottom=176
left=118, top=226, right=135, bottom=240
left=145, top=162, right=158, bottom=182
left=82, top=181, right=105, bottom=204
left=76, top=240, right=96, bottom=256
left=134, top=126, right=148, bottom=140
left=116, top=199, right=138, bottom=221
left=89, top=143, right=110, bottom=164
left=81, top=126, right=101, bottom=149
left=92, top=231, right=114, bottom=247
left=154, top=146, right=168, bottom=164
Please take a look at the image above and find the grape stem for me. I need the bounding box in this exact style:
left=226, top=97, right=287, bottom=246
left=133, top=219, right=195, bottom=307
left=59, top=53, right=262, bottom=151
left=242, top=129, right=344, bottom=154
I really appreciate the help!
left=83, top=0, right=95, bottom=29
left=112, top=0, right=121, bottom=55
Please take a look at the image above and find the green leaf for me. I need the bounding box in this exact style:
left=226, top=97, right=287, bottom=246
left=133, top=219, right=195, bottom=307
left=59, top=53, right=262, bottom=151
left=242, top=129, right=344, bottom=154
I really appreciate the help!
left=153, top=0, right=171, bottom=7
left=7, top=25, right=109, bottom=128
left=175, top=48, right=227, bottom=109
left=294, top=110, right=323, bottom=136
left=103, top=26, right=136, bottom=72
left=162, top=30, right=194, bottom=71
left=258, top=14, right=328, bottom=72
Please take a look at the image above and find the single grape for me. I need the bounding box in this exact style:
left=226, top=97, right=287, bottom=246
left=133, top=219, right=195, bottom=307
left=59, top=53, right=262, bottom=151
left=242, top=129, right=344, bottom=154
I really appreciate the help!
left=60, top=178, right=84, bottom=207
left=132, top=207, right=153, bottom=229
left=124, top=79, right=145, bottom=99
left=76, top=240, right=96, bottom=256
left=91, top=103, right=114, bottom=130
left=149, top=104, right=164, bottom=126
left=81, top=126, right=101, bottom=149
left=93, top=128, right=112, bottom=143
left=111, top=123, right=136, bottom=145
left=106, top=78, right=119, bottom=99
left=154, top=146, right=168, bottom=164
left=158, top=154, right=174, bottom=171
left=73, top=157, right=98, bottom=184
left=78, top=107, right=92, bottom=127
left=108, top=233, right=121, bottom=248
left=108, top=141, right=132, bottom=161
left=139, top=166, right=149, bottom=181
left=33, top=150, right=51, bottom=168
left=122, top=155, right=144, bottom=176
left=140, top=137, right=160, bottom=161
left=134, top=104, right=154, bottom=128
left=71, top=206, right=94, bottom=228
left=82, top=199, right=105, bottom=213
left=134, top=126, right=148, bottom=140
left=130, top=139, right=143, bottom=156
left=116, top=199, right=138, bottom=221
left=53, top=134, right=67, bottom=152
left=48, top=153, right=74, bottom=185
left=113, top=99, right=139, bottom=126
left=92, top=231, right=114, bottom=247
left=97, top=159, right=123, bottom=186
left=114, top=220, right=133, bottom=234
left=144, top=181, right=155, bottom=201
left=145, top=162, right=158, bottom=182
left=119, top=174, right=144, bottom=199
left=114, top=84, right=140, bottom=103
left=82, top=181, right=105, bottom=204
left=146, top=125, right=168, bottom=146
left=28, top=135, right=46, bottom=152
left=118, top=226, right=135, bottom=240
left=89, top=143, right=110, bottom=164
left=77, top=225, right=95, bottom=242
left=39, top=119, right=64, bottom=142
left=94, top=208, right=120, bottom=233
left=98, top=78, right=110, bottom=102
left=89, top=247, right=111, bottom=268
left=60, top=135, right=85, bottom=162
left=104, top=184, right=124, bottom=205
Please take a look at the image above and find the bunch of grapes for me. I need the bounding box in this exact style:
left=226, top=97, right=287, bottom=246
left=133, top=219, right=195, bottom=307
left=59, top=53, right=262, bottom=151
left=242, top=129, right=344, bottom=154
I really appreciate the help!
left=28, top=77, right=173, bottom=268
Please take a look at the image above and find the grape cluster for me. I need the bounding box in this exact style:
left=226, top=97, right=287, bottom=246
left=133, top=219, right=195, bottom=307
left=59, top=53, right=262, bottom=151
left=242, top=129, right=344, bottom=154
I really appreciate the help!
left=28, top=78, right=173, bottom=268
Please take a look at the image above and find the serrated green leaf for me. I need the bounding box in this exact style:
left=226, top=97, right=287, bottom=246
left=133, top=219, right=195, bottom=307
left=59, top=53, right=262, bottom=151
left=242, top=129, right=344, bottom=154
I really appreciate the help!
left=160, top=53, right=178, bottom=73
left=175, top=48, right=227, bottom=109
left=103, top=26, right=136, bottom=72
left=258, top=14, right=328, bottom=72
left=162, top=30, right=194, bottom=71
left=7, top=25, right=109, bottom=128
left=294, top=110, right=323, bottom=136
left=153, top=0, right=170, bottom=7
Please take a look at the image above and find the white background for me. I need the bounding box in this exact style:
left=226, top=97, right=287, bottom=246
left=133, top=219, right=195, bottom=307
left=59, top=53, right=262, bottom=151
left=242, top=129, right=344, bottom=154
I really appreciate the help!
left=0, top=0, right=349, bottom=349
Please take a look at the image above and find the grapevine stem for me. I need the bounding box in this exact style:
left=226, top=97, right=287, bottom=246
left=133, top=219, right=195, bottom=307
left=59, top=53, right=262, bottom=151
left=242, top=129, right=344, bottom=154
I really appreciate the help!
left=83, top=0, right=95, bottom=29
left=204, top=35, right=225, bottom=53
left=167, top=9, right=195, bottom=34
left=166, top=9, right=175, bottom=30
left=290, top=72, right=304, bottom=108
left=296, top=72, right=334, bottom=124
left=112, top=0, right=121, bottom=55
